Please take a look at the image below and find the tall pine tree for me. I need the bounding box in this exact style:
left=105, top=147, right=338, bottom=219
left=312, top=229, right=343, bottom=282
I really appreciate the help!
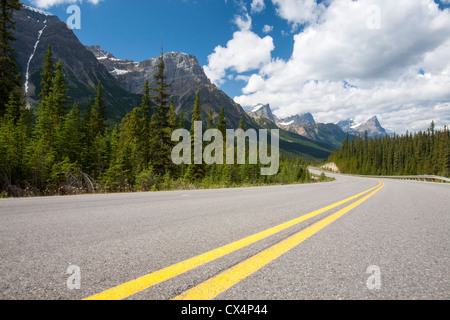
left=150, top=49, right=174, bottom=175
left=0, top=0, right=22, bottom=117
left=186, top=92, right=204, bottom=181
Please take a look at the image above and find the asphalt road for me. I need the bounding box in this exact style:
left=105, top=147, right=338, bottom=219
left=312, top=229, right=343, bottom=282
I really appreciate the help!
left=0, top=172, right=448, bottom=300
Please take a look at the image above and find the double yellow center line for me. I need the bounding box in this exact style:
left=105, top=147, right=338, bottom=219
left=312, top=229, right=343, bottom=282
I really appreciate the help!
left=84, top=181, right=384, bottom=300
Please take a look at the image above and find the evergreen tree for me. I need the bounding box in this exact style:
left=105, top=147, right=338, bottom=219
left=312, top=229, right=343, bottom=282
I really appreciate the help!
left=86, top=81, right=106, bottom=140
left=186, top=91, right=204, bottom=181
left=4, top=73, right=25, bottom=124
left=85, top=81, right=107, bottom=177
left=216, top=107, right=226, bottom=137
left=150, top=50, right=173, bottom=175
left=238, top=116, right=246, bottom=131
left=139, top=80, right=151, bottom=169
left=178, top=110, right=185, bottom=129
left=167, top=99, right=178, bottom=132
left=207, top=108, right=214, bottom=130
left=50, top=60, right=69, bottom=119
left=39, top=45, right=54, bottom=99
left=28, top=56, right=73, bottom=190
left=0, top=76, right=29, bottom=191
left=0, top=0, right=22, bottom=116
left=329, top=121, right=450, bottom=178
left=55, top=102, right=84, bottom=164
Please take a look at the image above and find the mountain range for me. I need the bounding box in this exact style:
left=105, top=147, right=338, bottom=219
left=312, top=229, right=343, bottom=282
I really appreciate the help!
left=85, top=45, right=248, bottom=128
left=246, top=103, right=390, bottom=149
left=11, top=5, right=390, bottom=160
left=336, top=117, right=390, bottom=137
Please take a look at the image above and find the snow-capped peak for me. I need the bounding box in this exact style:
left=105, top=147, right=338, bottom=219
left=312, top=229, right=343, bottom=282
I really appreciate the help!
left=250, top=104, right=265, bottom=112
left=22, top=4, right=52, bottom=16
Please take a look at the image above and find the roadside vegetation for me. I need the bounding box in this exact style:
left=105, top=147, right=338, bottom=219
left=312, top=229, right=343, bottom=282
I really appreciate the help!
left=328, top=124, right=450, bottom=177
left=0, top=29, right=321, bottom=197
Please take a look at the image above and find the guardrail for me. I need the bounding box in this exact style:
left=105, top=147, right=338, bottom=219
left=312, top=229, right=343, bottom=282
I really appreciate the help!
left=360, top=175, right=450, bottom=183
left=309, top=167, right=450, bottom=183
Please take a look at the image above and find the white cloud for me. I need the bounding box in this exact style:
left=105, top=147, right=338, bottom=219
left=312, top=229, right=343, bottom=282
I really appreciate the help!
left=30, top=0, right=103, bottom=9
left=234, top=12, right=252, bottom=31
left=271, top=0, right=326, bottom=29
left=251, top=0, right=266, bottom=13
left=262, top=24, right=274, bottom=33
left=203, top=13, right=274, bottom=85
left=233, top=0, right=450, bottom=133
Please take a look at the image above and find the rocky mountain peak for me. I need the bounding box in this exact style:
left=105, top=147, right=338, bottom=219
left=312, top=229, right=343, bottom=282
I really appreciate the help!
left=86, top=45, right=117, bottom=61
left=278, top=113, right=316, bottom=126
left=86, top=46, right=211, bottom=94
left=86, top=45, right=246, bottom=127
left=246, top=103, right=276, bottom=123
left=337, top=116, right=387, bottom=138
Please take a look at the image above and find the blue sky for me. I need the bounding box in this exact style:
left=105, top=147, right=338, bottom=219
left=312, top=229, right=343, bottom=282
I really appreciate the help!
left=23, top=0, right=450, bottom=133
left=22, top=0, right=300, bottom=99
left=22, top=1, right=294, bottom=89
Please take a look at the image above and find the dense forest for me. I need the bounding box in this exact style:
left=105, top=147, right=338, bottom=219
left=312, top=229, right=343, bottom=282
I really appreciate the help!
left=0, top=3, right=314, bottom=197
left=329, top=125, right=450, bottom=177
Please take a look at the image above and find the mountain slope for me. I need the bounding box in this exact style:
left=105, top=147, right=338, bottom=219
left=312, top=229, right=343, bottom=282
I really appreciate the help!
left=13, top=5, right=142, bottom=120
left=86, top=46, right=249, bottom=128
left=279, top=122, right=347, bottom=149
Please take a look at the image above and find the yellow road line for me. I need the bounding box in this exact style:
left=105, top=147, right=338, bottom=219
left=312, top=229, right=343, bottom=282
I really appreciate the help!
left=173, top=182, right=385, bottom=300
left=83, top=181, right=382, bottom=300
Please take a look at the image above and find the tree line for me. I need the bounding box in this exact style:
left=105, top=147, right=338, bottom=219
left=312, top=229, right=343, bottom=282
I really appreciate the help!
left=329, top=124, right=450, bottom=177
left=0, top=39, right=312, bottom=197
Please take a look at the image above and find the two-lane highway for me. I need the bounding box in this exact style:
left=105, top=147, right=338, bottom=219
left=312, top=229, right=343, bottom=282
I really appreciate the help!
left=0, top=172, right=448, bottom=300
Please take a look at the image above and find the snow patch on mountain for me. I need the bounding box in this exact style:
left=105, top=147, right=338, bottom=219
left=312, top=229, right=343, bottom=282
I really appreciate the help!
left=250, top=104, right=265, bottom=112
left=279, top=120, right=295, bottom=126
left=25, top=23, right=47, bottom=95
left=111, top=68, right=129, bottom=75
left=22, top=4, right=51, bottom=16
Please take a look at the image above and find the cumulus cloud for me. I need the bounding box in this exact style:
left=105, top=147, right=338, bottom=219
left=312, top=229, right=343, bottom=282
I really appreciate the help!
left=251, top=0, right=266, bottom=14
left=262, top=24, right=274, bottom=33
left=203, top=13, right=274, bottom=85
left=233, top=0, right=450, bottom=133
left=30, top=0, right=103, bottom=9
left=271, top=0, right=326, bottom=29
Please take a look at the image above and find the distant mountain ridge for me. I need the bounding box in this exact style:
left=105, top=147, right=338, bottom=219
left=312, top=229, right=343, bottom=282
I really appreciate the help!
left=278, top=113, right=316, bottom=126
left=336, top=116, right=388, bottom=137
left=247, top=104, right=347, bottom=149
left=247, top=103, right=390, bottom=148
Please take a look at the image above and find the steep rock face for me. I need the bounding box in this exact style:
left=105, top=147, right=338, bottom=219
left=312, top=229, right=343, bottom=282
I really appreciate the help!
left=277, top=113, right=316, bottom=125
left=87, top=46, right=248, bottom=128
left=246, top=103, right=277, bottom=123
left=356, top=116, right=387, bottom=137
left=13, top=5, right=141, bottom=119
